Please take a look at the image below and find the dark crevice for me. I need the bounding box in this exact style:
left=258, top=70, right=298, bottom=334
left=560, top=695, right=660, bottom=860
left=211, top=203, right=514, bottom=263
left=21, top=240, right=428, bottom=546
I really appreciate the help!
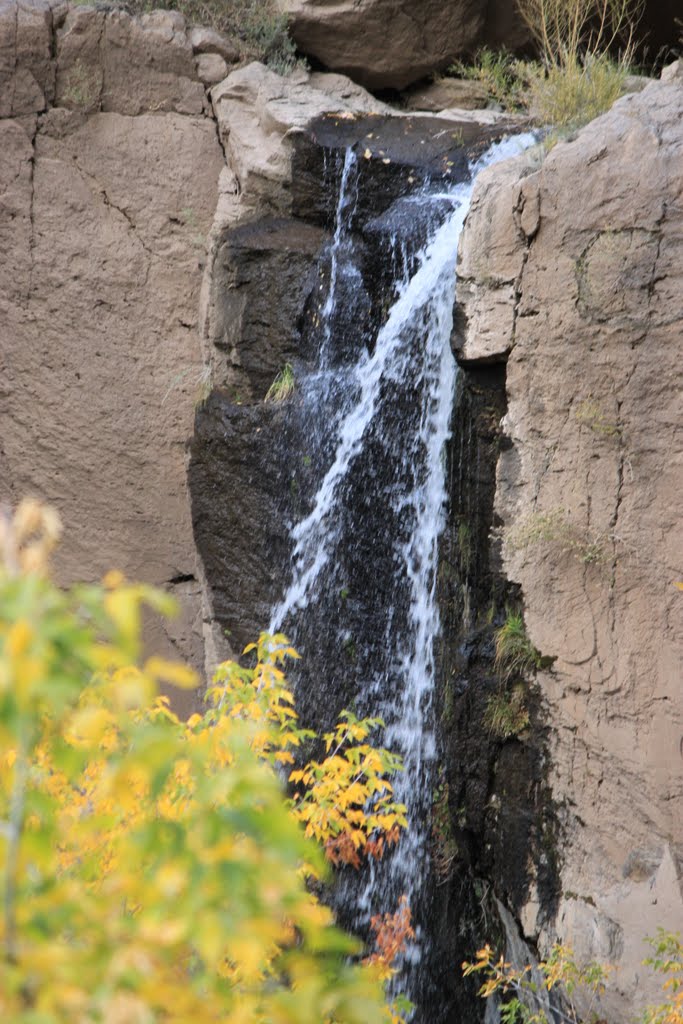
left=166, top=572, right=197, bottom=585
left=434, top=358, right=561, bottom=1021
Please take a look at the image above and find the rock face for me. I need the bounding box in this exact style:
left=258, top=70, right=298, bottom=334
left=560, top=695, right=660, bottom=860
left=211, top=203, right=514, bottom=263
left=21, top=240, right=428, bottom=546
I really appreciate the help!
left=456, top=77, right=683, bottom=1020
left=277, top=0, right=486, bottom=90
left=193, top=58, right=514, bottom=674
left=0, top=0, right=227, bottom=689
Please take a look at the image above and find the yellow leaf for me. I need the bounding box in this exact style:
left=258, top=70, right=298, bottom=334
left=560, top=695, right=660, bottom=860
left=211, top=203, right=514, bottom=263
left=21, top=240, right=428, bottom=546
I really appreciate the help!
left=6, top=619, right=32, bottom=658
left=144, top=656, right=198, bottom=691
left=67, top=706, right=113, bottom=745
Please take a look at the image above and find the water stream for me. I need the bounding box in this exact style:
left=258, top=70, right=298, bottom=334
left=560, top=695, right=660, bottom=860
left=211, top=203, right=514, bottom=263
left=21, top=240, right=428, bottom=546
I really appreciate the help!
left=271, top=132, right=536, bottom=1020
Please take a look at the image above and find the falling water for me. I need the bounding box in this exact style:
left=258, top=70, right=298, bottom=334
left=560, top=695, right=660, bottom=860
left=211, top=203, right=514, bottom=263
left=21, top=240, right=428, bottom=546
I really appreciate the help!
left=271, top=133, right=536, bottom=1019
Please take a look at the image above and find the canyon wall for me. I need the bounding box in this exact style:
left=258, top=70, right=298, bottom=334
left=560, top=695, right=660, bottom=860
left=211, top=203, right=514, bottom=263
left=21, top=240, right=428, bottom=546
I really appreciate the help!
left=0, top=0, right=230, bottom=687
left=456, top=72, right=683, bottom=1020
left=1, top=1, right=681, bottom=1019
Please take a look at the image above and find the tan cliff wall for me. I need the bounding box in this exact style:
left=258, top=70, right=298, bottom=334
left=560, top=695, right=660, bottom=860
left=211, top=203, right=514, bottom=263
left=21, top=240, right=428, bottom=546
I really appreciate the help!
left=0, top=0, right=227, bottom=682
left=456, top=74, right=683, bottom=1021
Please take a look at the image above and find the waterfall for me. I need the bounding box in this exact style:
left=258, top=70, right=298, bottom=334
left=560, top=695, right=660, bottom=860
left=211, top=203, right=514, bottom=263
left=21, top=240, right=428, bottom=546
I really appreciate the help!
left=271, top=132, right=536, bottom=1019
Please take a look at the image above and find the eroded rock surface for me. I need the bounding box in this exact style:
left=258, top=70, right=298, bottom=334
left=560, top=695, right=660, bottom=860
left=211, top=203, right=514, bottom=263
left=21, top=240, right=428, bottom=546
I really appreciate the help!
left=456, top=76, right=683, bottom=1020
left=0, top=0, right=226, bottom=685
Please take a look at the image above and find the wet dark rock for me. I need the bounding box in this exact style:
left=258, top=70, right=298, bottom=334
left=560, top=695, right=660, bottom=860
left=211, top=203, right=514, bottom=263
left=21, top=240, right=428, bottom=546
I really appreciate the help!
left=210, top=216, right=328, bottom=399
left=292, top=114, right=515, bottom=228
left=189, top=393, right=295, bottom=653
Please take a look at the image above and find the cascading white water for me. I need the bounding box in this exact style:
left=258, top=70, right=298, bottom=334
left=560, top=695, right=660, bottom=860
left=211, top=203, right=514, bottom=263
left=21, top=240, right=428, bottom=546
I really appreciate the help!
left=271, top=132, right=537, bottom=1018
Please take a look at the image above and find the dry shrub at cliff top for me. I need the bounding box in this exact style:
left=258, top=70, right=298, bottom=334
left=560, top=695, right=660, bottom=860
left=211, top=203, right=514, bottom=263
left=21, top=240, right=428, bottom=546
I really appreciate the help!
left=514, top=0, right=646, bottom=130
left=113, top=0, right=299, bottom=70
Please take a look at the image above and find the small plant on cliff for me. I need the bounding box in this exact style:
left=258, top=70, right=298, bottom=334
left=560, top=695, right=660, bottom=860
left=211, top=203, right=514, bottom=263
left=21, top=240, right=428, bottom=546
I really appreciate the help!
left=507, top=509, right=608, bottom=567
left=265, top=362, right=295, bottom=403
left=431, top=772, right=458, bottom=882
left=494, top=612, right=541, bottom=681
left=484, top=685, right=530, bottom=740
left=448, top=48, right=539, bottom=111
left=463, top=930, right=683, bottom=1024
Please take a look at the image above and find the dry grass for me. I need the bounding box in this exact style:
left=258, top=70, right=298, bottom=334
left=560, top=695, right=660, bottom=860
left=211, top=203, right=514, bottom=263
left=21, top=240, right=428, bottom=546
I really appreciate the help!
left=494, top=612, right=541, bottom=681
left=528, top=50, right=632, bottom=130
left=484, top=686, right=530, bottom=739
left=265, top=363, right=295, bottom=403
left=108, top=0, right=300, bottom=72
left=516, top=0, right=645, bottom=66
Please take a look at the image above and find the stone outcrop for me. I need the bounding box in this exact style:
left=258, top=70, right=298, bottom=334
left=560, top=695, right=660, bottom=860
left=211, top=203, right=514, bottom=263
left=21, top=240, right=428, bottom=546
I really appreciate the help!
left=0, top=0, right=228, bottom=693
left=1, top=0, right=509, bottom=684
left=277, top=0, right=679, bottom=93
left=276, top=0, right=485, bottom=90
left=456, top=74, right=683, bottom=1020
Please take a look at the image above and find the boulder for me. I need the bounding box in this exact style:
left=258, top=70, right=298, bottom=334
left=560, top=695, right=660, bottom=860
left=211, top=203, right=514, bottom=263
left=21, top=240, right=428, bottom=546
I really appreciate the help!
left=210, top=61, right=392, bottom=207
left=188, top=24, right=239, bottom=64
left=195, top=51, right=228, bottom=86
left=456, top=78, right=683, bottom=1021
left=276, top=0, right=485, bottom=90
left=404, top=77, right=491, bottom=112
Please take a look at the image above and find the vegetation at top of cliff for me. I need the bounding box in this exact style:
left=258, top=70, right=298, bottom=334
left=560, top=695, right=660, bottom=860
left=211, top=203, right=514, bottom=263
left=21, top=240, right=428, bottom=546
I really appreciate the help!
left=517, top=0, right=645, bottom=68
left=0, top=499, right=410, bottom=1023
left=448, top=0, right=647, bottom=134
left=463, top=930, right=683, bottom=1024
left=113, top=0, right=300, bottom=72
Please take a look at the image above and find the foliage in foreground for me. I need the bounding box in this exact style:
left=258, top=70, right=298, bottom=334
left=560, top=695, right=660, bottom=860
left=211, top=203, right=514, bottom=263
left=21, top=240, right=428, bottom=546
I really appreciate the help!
left=0, top=500, right=409, bottom=1022
left=463, top=931, right=683, bottom=1024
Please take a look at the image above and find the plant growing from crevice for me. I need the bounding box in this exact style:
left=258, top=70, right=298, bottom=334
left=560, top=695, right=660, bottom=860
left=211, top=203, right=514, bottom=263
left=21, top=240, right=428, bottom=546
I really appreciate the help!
left=494, top=611, right=542, bottom=681
left=265, top=362, right=295, bottom=403
left=484, top=685, right=530, bottom=740
left=431, top=772, right=458, bottom=883
left=506, top=509, right=609, bottom=567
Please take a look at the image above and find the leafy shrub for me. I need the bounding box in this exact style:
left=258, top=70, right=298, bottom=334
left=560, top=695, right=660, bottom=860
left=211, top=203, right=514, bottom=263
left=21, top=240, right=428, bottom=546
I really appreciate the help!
left=528, top=51, right=631, bottom=130
left=515, top=0, right=645, bottom=131
left=516, top=0, right=645, bottom=67
left=448, top=48, right=540, bottom=111
left=463, top=931, right=683, bottom=1024
left=0, top=499, right=408, bottom=1023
